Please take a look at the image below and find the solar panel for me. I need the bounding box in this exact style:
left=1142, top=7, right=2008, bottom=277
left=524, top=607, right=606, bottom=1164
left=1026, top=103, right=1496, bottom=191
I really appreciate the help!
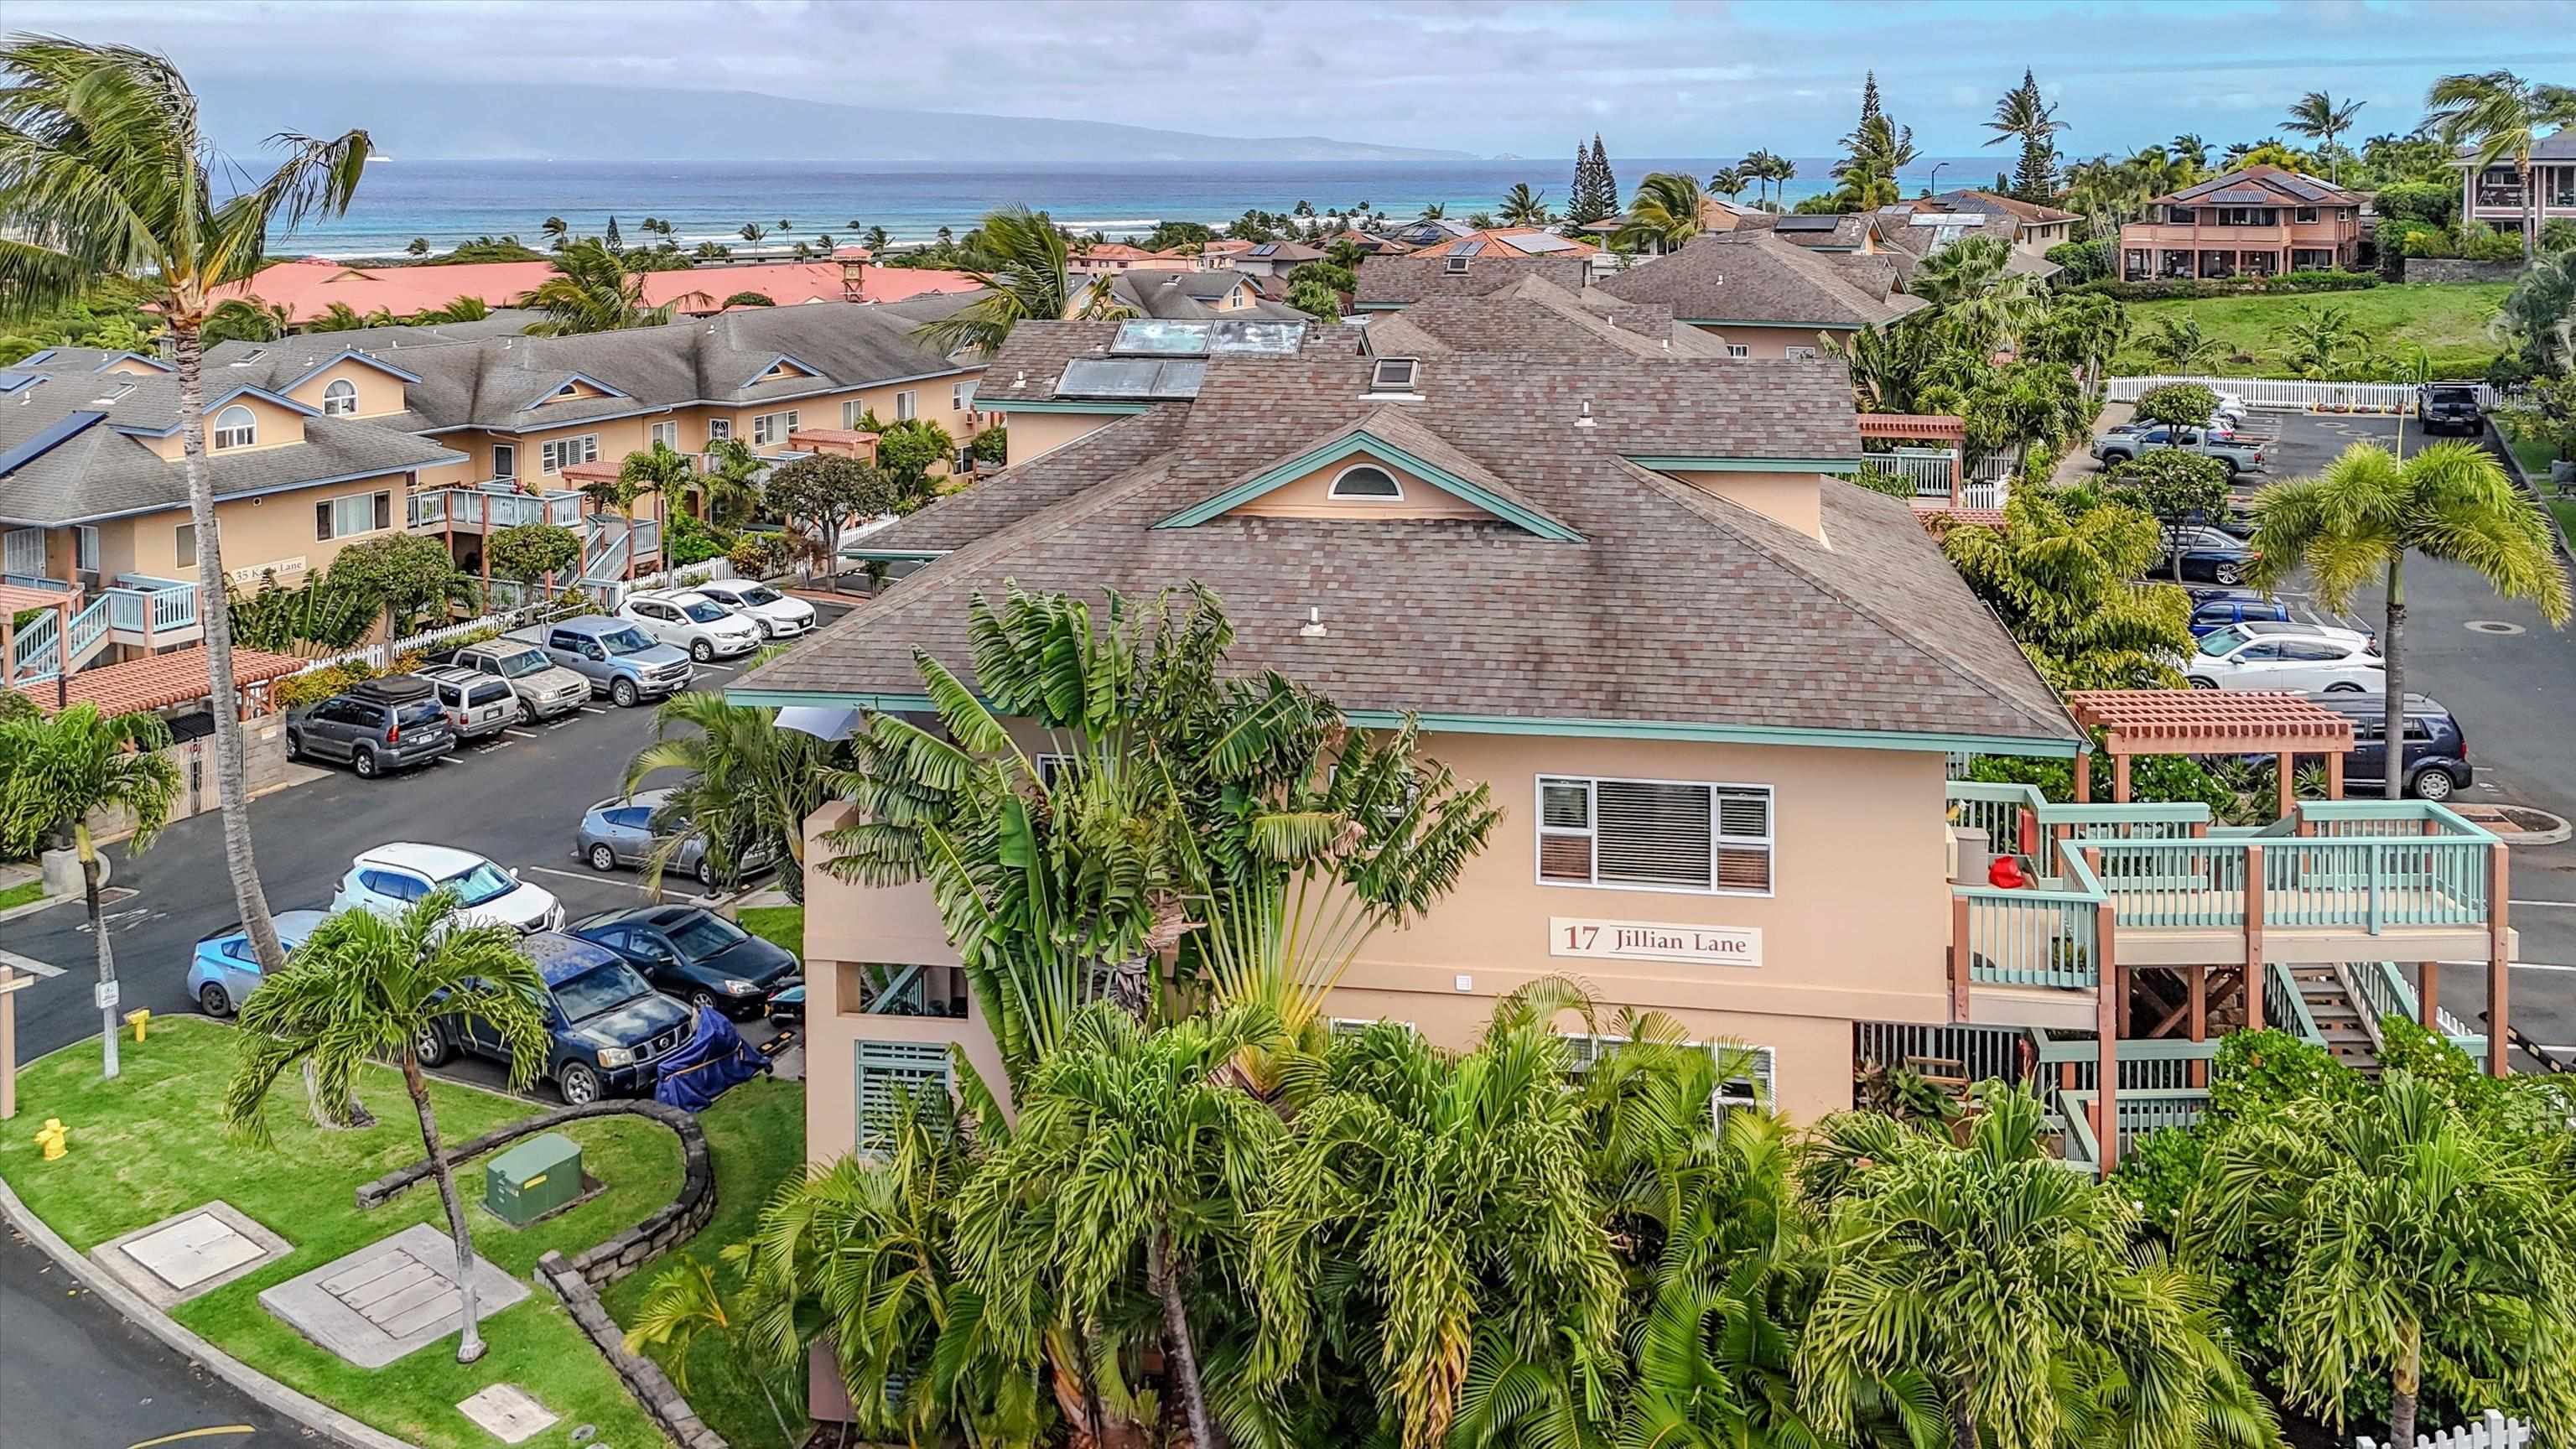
left=1446, top=237, right=1483, bottom=257
left=0, top=371, right=44, bottom=395
left=1512, top=232, right=1577, bottom=252
left=1110, top=319, right=1213, bottom=356
left=2203, top=189, right=2274, bottom=205
left=1248, top=243, right=1279, bottom=257
left=2272, top=174, right=2334, bottom=201
left=1056, top=356, right=1209, bottom=400
left=1774, top=216, right=1843, bottom=232
left=1206, top=319, right=1306, bottom=355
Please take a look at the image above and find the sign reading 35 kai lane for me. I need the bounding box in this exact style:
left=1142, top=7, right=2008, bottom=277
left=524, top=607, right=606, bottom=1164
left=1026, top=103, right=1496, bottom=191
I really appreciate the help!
left=1550, top=917, right=1761, bottom=968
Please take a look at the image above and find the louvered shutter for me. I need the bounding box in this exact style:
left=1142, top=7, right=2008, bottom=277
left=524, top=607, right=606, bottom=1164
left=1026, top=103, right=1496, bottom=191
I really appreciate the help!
left=1595, top=779, right=1713, bottom=890
left=853, top=1040, right=950, bottom=1150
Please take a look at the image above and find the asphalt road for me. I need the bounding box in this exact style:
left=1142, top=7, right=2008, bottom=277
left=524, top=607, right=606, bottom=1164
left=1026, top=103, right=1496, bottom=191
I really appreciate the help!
left=5, top=600, right=849, bottom=1083
left=0, top=1228, right=304, bottom=1449
left=2104, top=413, right=2576, bottom=1063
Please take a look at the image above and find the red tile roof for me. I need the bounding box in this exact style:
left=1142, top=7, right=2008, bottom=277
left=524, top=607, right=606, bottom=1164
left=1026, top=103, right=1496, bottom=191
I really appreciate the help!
left=210, top=257, right=980, bottom=325
left=17, top=646, right=309, bottom=716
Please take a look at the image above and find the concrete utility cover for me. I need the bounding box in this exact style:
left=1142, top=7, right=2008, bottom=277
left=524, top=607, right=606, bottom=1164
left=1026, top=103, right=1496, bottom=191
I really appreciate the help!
left=259, top=1222, right=529, bottom=1368
left=2465, top=620, right=2527, bottom=635
left=92, top=1201, right=293, bottom=1309
left=458, top=1384, right=558, bottom=1444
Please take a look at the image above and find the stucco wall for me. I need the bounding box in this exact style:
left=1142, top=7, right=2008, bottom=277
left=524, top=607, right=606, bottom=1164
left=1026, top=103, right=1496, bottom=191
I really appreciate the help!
left=282, top=359, right=408, bottom=419
left=1682, top=323, right=1836, bottom=359
left=1665, top=469, right=1824, bottom=539
left=1228, top=456, right=1490, bottom=521
left=112, top=468, right=416, bottom=584
left=2400, top=258, right=2526, bottom=285
left=1001, top=411, right=1123, bottom=466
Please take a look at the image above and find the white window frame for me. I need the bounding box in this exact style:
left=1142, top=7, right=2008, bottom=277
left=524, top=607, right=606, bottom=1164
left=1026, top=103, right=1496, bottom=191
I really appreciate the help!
left=491, top=442, right=517, bottom=479
left=1327, top=463, right=1404, bottom=500
left=1724, top=344, right=1750, bottom=359
left=648, top=420, right=678, bottom=449
left=895, top=390, right=918, bottom=422
left=1034, top=752, right=1076, bottom=790
left=75, top=524, right=100, bottom=573
left=318, top=490, right=392, bottom=542
left=1783, top=345, right=1819, bottom=361
left=211, top=404, right=257, bottom=449
left=539, top=434, right=600, bottom=475
left=1558, top=1034, right=1774, bottom=1123
left=321, top=378, right=359, bottom=416
left=952, top=381, right=975, bottom=412
left=842, top=399, right=865, bottom=430
left=751, top=410, right=802, bottom=446
left=707, top=418, right=733, bottom=444
left=1368, top=357, right=1417, bottom=392
left=3, top=527, right=42, bottom=577
left=1535, top=773, right=1774, bottom=897
left=1444, top=256, right=1472, bottom=274
left=175, top=522, right=198, bottom=569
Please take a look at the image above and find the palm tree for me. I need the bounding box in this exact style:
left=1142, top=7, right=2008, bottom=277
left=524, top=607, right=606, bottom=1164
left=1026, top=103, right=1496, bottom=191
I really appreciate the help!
left=1617, top=172, right=1710, bottom=253
left=2170, top=132, right=2211, bottom=182
left=0, top=705, right=179, bottom=1079
left=1986, top=69, right=2068, bottom=200
left=421, top=293, right=490, bottom=325
left=222, top=891, right=548, bottom=1363
left=738, top=222, right=767, bottom=244
left=2425, top=70, right=2576, bottom=263
left=682, top=435, right=763, bottom=529
left=541, top=214, right=569, bottom=244
left=1496, top=182, right=1550, bottom=226
left=2283, top=90, right=2366, bottom=183
left=1798, top=1086, right=2269, bottom=1449
left=2144, top=314, right=2231, bottom=372
left=2491, top=248, right=2576, bottom=374
left=1708, top=164, right=1751, bottom=201
left=405, top=235, right=429, bottom=257
left=2275, top=299, right=2372, bottom=377
left=522, top=237, right=674, bottom=335
left=2248, top=440, right=2570, bottom=798
left=623, top=687, right=843, bottom=900
left=590, top=439, right=691, bottom=576
left=624, top=1259, right=801, bottom=1446
left=1416, top=200, right=1447, bottom=222
left=202, top=296, right=292, bottom=345
left=2188, top=1071, right=2576, bottom=1448
left=0, top=37, right=368, bottom=978
left=908, top=205, right=1134, bottom=358
left=864, top=225, right=889, bottom=251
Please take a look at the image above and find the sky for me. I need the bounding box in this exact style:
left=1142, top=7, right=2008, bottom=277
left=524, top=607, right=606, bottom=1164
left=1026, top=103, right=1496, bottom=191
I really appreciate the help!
left=19, top=0, right=2573, bottom=159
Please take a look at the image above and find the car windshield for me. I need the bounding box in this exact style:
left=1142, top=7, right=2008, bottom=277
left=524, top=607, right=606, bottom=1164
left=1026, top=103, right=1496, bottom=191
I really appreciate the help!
left=599, top=626, right=657, bottom=655
left=439, top=860, right=517, bottom=906
left=2197, top=626, right=2246, bottom=657
left=665, top=911, right=749, bottom=958
left=2429, top=387, right=2475, bottom=405
left=551, top=962, right=655, bottom=1021
left=495, top=648, right=550, bottom=678
left=737, top=586, right=782, bottom=605
left=681, top=600, right=729, bottom=623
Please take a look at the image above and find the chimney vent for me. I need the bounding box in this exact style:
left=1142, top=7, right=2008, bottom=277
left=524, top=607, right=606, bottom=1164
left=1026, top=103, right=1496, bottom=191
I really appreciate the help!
left=1575, top=400, right=1595, bottom=428
left=1299, top=606, right=1327, bottom=638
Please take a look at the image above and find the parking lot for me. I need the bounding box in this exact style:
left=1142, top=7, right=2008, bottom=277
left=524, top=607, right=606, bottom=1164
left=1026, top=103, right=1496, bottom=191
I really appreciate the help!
left=3, top=595, right=854, bottom=1099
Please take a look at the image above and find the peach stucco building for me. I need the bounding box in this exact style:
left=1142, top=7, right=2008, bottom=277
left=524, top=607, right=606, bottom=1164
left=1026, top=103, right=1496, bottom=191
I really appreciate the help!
left=731, top=299, right=2090, bottom=1163
left=2116, top=164, right=2363, bottom=281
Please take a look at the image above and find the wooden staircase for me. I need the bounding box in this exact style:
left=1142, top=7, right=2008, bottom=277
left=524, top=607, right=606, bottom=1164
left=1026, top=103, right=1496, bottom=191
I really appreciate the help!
left=2287, top=966, right=2384, bottom=1074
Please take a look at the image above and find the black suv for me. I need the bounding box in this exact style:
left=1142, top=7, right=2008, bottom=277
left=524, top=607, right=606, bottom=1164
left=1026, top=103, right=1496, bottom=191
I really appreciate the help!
left=567, top=905, right=801, bottom=1019
left=2307, top=692, right=2474, bottom=801
left=2415, top=383, right=2485, bottom=438
left=285, top=674, right=453, bottom=779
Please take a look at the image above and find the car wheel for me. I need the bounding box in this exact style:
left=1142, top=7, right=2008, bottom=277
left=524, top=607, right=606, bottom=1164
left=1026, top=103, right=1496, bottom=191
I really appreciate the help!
left=558, top=1061, right=603, bottom=1105
left=611, top=678, right=639, bottom=708
left=413, top=1023, right=451, bottom=1067
left=2214, top=563, right=2245, bottom=585
left=588, top=843, right=619, bottom=872
left=197, top=981, right=231, bottom=1017
left=695, top=856, right=718, bottom=888
left=2410, top=768, right=2455, bottom=802
left=690, top=989, right=720, bottom=1014
left=351, top=747, right=379, bottom=779
left=2323, top=681, right=2364, bottom=693
left=283, top=730, right=304, bottom=761
left=691, top=639, right=715, bottom=662
left=2187, top=677, right=2218, bottom=689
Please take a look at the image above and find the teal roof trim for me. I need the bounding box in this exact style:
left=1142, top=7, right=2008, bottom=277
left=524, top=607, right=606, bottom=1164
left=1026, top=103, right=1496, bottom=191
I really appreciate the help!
left=989, top=398, right=1153, bottom=415
left=1152, top=430, right=1585, bottom=543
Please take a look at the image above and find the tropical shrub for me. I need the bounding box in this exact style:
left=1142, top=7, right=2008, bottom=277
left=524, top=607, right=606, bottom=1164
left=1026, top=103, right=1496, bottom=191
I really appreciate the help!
left=665, top=512, right=733, bottom=566
left=269, top=660, right=379, bottom=711
left=969, top=425, right=1008, bottom=466
left=725, top=532, right=787, bottom=579
left=2074, top=270, right=2377, bottom=301
left=2044, top=236, right=2116, bottom=284
left=486, top=521, right=580, bottom=584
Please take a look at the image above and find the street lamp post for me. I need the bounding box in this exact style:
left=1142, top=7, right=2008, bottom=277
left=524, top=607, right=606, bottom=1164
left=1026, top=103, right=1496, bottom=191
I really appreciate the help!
left=1927, top=162, right=1946, bottom=200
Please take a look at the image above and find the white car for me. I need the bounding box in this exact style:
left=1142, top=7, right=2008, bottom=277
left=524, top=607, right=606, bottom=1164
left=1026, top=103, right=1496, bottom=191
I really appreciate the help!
left=330, top=843, right=564, bottom=934
left=616, top=590, right=763, bottom=662
left=688, top=578, right=817, bottom=640
left=2186, top=621, right=2385, bottom=693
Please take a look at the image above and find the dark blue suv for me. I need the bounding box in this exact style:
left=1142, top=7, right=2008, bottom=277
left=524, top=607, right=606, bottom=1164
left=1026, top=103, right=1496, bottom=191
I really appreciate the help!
left=2187, top=593, right=2293, bottom=637
left=416, top=931, right=691, bottom=1104
left=2308, top=692, right=2474, bottom=802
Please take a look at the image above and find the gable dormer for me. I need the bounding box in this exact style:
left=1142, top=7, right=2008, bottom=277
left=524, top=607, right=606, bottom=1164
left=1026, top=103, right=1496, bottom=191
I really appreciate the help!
left=741, top=353, right=824, bottom=387
left=131, top=385, right=316, bottom=460
left=1156, top=415, right=1582, bottom=540
left=283, top=351, right=420, bottom=419
left=527, top=371, right=631, bottom=409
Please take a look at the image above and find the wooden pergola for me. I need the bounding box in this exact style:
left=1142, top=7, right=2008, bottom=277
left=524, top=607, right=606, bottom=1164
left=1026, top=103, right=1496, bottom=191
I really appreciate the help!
left=2065, top=690, right=2355, bottom=820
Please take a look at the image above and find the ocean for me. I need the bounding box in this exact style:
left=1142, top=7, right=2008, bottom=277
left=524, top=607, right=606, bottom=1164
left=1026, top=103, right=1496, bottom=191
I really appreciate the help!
left=278, top=157, right=2006, bottom=258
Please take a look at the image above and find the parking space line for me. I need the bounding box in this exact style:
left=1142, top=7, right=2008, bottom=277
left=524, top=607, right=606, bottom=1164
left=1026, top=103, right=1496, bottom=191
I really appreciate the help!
left=503, top=728, right=539, bottom=740
left=0, top=948, right=65, bottom=978
left=522, top=865, right=643, bottom=891
left=434, top=756, right=463, bottom=766
left=579, top=706, right=610, bottom=716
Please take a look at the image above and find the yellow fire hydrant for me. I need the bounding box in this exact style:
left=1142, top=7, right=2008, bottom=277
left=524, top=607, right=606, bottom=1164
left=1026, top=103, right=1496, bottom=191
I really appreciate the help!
left=125, top=1008, right=151, bottom=1042
left=34, top=1119, right=67, bottom=1161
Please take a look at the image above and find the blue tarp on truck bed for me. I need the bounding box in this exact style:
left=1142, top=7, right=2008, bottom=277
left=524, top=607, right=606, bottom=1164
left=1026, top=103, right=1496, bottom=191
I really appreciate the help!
left=653, top=1004, right=765, bottom=1111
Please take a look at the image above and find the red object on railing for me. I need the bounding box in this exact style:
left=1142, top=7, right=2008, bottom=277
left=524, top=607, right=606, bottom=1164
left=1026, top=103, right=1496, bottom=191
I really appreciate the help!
left=1987, top=855, right=2030, bottom=890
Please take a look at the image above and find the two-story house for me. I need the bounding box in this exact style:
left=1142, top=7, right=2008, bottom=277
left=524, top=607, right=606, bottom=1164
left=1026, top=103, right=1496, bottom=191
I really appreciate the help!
left=2117, top=164, right=2363, bottom=281
left=726, top=307, right=2089, bottom=1160
left=2455, top=132, right=2576, bottom=236
left=1903, top=190, right=2079, bottom=252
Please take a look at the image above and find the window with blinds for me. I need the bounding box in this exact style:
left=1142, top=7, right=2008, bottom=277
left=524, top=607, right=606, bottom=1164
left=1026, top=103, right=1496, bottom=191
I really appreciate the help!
left=1557, top=1035, right=1774, bottom=1123
left=1536, top=775, right=1771, bottom=894
left=853, top=1039, right=951, bottom=1150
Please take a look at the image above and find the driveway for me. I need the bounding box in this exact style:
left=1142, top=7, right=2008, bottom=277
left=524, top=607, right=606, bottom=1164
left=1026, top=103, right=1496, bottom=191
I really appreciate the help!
left=3, top=598, right=850, bottom=1093
left=2080, top=410, right=2576, bottom=1062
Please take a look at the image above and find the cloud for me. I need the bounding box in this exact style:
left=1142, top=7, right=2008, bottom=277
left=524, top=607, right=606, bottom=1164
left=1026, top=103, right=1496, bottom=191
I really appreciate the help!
left=12, top=0, right=2571, bottom=156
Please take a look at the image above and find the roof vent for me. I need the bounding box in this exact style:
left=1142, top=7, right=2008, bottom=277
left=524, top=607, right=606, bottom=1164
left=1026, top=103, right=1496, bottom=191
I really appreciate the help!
left=1013, top=369, right=1027, bottom=387
left=1300, top=606, right=1327, bottom=638
left=1575, top=400, right=1595, bottom=428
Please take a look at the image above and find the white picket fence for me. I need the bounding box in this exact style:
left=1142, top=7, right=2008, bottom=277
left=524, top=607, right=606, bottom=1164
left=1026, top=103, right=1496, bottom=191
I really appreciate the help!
left=2358, top=1410, right=2533, bottom=1449
left=2107, top=375, right=2496, bottom=414
left=293, top=605, right=558, bottom=676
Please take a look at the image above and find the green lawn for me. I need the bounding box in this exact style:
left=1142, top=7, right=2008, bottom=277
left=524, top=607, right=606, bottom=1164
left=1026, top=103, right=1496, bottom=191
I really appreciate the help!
left=0, top=879, right=44, bottom=911
left=2504, top=436, right=2576, bottom=543
left=601, top=1075, right=809, bottom=1448
left=2108, top=283, right=2514, bottom=379
left=735, top=904, right=804, bottom=958
left=0, top=1018, right=670, bottom=1449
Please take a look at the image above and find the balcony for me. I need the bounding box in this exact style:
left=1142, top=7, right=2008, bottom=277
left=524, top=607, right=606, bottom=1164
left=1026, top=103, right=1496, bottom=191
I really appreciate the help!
left=103, top=574, right=200, bottom=648
left=408, top=482, right=585, bottom=534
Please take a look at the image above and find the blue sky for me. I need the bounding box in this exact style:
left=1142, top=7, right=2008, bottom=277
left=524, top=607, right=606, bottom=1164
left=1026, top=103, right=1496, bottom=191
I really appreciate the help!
left=20, top=0, right=2572, bottom=158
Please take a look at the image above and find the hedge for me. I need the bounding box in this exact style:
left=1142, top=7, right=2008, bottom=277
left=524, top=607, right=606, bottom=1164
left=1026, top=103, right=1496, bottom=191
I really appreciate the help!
left=2074, top=270, right=2379, bottom=302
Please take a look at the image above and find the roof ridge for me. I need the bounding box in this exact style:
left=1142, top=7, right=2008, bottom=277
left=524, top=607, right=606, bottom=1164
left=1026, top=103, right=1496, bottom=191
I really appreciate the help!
left=1612, top=458, right=2073, bottom=740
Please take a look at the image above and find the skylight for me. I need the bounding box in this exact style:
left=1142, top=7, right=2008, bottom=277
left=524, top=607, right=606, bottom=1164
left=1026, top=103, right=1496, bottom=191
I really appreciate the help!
left=1774, top=216, right=1841, bottom=233
left=1107, top=319, right=1306, bottom=358
left=1057, top=356, right=1209, bottom=400
left=1444, top=256, right=1472, bottom=274
left=1368, top=358, right=1418, bottom=393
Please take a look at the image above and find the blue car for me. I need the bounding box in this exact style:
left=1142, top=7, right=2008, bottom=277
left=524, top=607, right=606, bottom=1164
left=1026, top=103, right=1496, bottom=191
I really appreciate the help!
left=188, top=910, right=327, bottom=1017
left=2187, top=595, right=2293, bottom=637
left=414, top=931, right=692, bottom=1105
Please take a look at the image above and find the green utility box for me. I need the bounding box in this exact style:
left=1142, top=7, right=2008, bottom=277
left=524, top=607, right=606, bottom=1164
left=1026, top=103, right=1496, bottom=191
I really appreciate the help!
left=485, top=1131, right=584, bottom=1227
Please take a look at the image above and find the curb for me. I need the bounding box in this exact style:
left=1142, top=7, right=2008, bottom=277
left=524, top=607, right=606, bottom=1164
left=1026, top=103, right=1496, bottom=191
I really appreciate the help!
left=0, top=1170, right=425, bottom=1449
left=0, top=891, right=71, bottom=926
left=2467, top=803, right=2573, bottom=849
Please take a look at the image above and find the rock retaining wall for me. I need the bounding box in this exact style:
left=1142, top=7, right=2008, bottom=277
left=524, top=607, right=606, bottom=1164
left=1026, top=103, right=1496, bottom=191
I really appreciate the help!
left=356, top=1098, right=730, bottom=1448
left=2402, top=257, right=2526, bottom=285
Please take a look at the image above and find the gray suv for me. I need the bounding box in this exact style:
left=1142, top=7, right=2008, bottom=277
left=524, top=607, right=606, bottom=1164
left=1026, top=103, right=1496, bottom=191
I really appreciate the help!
left=511, top=617, right=693, bottom=708
left=575, top=786, right=777, bottom=886
left=286, top=675, right=454, bottom=779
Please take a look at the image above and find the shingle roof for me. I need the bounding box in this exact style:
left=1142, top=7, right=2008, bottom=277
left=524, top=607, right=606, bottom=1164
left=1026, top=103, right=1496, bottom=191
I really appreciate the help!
left=2158, top=164, right=2360, bottom=207
left=1920, top=190, right=2079, bottom=225
left=1109, top=269, right=1311, bottom=321
left=1594, top=232, right=1928, bottom=329
left=735, top=349, right=2075, bottom=749
left=1353, top=254, right=1593, bottom=309
left=1358, top=275, right=1731, bottom=360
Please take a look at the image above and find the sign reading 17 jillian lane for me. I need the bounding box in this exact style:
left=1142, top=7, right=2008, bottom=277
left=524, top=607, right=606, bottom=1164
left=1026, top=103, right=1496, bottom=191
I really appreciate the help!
left=1550, top=917, right=1762, bottom=969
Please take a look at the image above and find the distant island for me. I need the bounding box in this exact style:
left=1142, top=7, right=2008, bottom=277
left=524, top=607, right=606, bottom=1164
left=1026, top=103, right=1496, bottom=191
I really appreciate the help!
left=198, top=77, right=1474, bottom=165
